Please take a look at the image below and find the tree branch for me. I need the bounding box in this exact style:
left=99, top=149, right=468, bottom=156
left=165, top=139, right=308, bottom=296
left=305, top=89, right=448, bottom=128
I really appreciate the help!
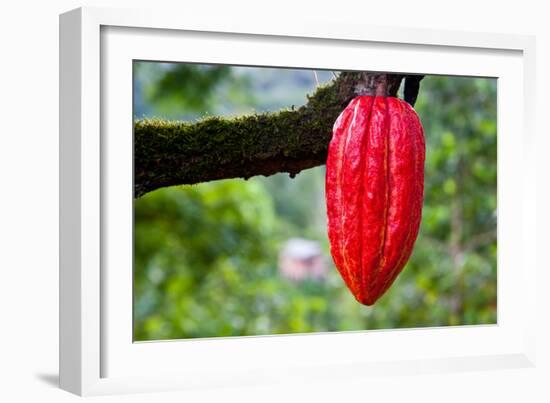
left=135, top=72, right=404, bottom=197
left=404, top=75, right=424, bottom=106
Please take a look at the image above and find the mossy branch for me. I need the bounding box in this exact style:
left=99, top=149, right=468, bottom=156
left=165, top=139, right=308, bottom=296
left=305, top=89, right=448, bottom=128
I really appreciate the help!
left=134, top=72, right=405, bottom=198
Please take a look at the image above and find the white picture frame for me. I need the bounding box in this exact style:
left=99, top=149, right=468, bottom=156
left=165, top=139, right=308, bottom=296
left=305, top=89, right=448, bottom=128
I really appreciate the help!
left=59, top=6, right=537, bottom=396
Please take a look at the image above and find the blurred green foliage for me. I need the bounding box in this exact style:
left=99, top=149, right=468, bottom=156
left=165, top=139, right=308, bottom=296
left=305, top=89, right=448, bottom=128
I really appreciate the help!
left=133, top=63, right=496, bottom=340
left=134, top=63, right=257, bottom=120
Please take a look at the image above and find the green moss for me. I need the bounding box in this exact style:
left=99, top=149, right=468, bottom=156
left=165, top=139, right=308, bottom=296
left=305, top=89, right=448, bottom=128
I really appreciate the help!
left=134, top=72, right=378, bottom=197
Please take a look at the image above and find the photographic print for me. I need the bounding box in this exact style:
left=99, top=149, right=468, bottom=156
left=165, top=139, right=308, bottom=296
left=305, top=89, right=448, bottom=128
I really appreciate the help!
left=133, top=62, right=497, bottom=341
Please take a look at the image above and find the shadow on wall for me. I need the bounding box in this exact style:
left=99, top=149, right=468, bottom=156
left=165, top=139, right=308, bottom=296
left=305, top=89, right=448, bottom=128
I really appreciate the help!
left=35, top=373, right=59, bottom=388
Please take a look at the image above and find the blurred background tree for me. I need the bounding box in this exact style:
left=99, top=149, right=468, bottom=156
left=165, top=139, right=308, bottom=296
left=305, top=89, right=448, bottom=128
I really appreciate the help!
left=133, top=62, right=496, bottom=341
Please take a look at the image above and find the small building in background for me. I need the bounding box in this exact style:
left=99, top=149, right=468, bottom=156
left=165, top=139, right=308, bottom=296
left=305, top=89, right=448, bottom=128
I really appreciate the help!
left=278, top=238, right=327, bottom=281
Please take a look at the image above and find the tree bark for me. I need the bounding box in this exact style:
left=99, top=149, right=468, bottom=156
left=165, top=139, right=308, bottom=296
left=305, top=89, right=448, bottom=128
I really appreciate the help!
left=134, top=71, right=406, bottom=198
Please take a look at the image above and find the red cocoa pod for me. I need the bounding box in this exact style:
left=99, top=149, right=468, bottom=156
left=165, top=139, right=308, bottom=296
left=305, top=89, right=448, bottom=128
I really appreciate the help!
left=325, top=95, right=425, bottom=305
